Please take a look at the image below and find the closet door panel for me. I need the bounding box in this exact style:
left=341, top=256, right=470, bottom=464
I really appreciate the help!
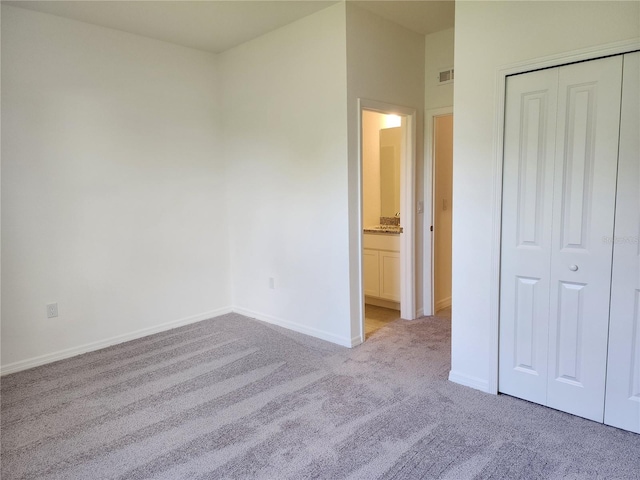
left=604, top=51, right=640, bottom=434
left=499, top=68, right=558, bottom=404
left=546, top=56, right=623, bottom=422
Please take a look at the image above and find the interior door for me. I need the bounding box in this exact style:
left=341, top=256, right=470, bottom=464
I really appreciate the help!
left=499, top=67, right=558, bottom=405
left=433, top=114, right=453, bottom=312
left=604, top=51, right=640, bottom=434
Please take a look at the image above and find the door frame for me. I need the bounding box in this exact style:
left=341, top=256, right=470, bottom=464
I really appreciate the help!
left=357, top=98, right=417, bottom=341
left=488, top=38, right=640, bottom=395
left=424, top=106, right=453, bottom=317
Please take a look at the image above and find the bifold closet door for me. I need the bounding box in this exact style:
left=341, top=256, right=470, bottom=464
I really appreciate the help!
left=499, top=68, right=558, bottom=405
left=604, top=51, right=640, bottom=434
left=545, top=56, right=622, bottom=422
left=499, top=55, right=623, bottom=422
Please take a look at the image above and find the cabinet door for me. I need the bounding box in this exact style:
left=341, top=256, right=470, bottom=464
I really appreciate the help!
left=379, top=251, right=400, bottom=302
left=363, top=249, right=380, bottom=297
left=604, top=51, right=640, bottom=434
left=546, top=55, right=622, bottom=422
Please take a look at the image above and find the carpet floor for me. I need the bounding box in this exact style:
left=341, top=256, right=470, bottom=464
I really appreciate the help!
left=1, top=312, right=639, bottom=479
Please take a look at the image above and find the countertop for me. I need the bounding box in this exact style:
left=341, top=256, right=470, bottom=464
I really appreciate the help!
left=363, top=225, right=402, bottom=235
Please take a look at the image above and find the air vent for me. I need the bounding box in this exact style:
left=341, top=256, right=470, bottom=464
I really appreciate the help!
left=438, top=68, right=454, bottom=85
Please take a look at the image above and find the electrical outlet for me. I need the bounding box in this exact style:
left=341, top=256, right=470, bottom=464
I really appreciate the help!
left=269, top=277, right=275, bottom=289
left=47, top=303, right=58, bottom=318
left=417, top=200, right=424, bottom=214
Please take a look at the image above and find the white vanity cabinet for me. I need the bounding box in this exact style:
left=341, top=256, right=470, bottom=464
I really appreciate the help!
left=363, top=249, right=381, bottom=297
left=363, top=233, right=400, bottom=302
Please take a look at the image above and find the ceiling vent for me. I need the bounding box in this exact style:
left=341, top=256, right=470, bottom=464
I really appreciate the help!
left=438, top=68, right=454, bottom=85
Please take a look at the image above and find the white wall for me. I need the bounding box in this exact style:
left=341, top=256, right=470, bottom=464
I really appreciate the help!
left=1, top=5, right=231, bottom=371
left=423, top=27, right=454, bottom=316
left=452, top=1, right=640, bottom=391
left=425, top=27, right=454, bottom=110
left=1, top=2, right=446, bottom=373
left=220, top=4, right=353, bottom=346
left=346, top=3, right=425, bottom=331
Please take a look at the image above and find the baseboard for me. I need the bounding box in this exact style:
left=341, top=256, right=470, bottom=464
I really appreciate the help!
left=232, top=307, right=354, bottom=348
left=2, top=306, right=360, bottom=375
left=364, top=296, right=400, bottom=310
left=416, top=308, right=424, bottom=318
left=448, top=370, right=491, bottom=394
left=435, top=297, right=451, bottom=312
left=0, top=306, right=233, bottom=376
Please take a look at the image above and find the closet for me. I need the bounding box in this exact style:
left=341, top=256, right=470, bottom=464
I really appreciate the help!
left=499, top=52, right=639, bottom=433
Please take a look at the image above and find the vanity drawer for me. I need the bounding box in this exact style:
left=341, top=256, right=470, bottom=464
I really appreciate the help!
left=363, top=233, right=400, bottom=252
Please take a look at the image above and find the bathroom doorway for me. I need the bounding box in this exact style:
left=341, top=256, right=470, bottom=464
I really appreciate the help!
left=358, top=100, right=417, bottom=340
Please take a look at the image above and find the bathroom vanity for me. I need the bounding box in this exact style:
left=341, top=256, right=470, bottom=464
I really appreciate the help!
left=363, top=231, right=400, bottom=306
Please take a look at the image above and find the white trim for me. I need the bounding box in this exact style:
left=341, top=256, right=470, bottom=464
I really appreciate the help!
left=0, top=306, right=233, bottom=376
left=449, top=370, right=490, bottom=393
left=356, top=100, right=366, bottom=344
left=357, top=99, right=418, bottom=341
left=424, top=106, right=453, bottom=318
left=364, top=296, right=400, bottom=310
left=488, top=38, right=640, bottom=396
left=234, top=307, right=355, bottom=348
left=400, top=112, right=417, bottom=321
left=434, top=296, right=451, bottom=313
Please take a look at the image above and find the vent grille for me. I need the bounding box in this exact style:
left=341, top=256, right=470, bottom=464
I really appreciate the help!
left=438, top=68, right=454, bottom=85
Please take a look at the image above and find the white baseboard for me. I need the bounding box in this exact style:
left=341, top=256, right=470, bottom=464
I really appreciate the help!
left=364, top=296, right=400, bottom=310
left=232, top=307, right=354, bottom=348
left=435, top=297, right=451, bottom=312
left=448, top=370, right=491, bottom=394
left=2, top=306, right=361, bottom=375
left=0, top=306, right=233, bottom=376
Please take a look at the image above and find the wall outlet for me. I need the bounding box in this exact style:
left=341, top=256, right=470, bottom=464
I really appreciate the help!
left=417, top=200, right=424, bottom=214
left=47, top=303, right=58, bottom=318
left=269, top=277, right=275, bottom=289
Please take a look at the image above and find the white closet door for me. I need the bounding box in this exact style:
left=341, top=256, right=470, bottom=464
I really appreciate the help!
left=604, top=51, right=640, bottom=434
left=546, top=56, right=623, bottom=422
left=499, top=68, right=558, bottom=405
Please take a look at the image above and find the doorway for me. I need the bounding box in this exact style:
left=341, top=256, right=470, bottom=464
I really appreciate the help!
left=425, top=107, right=454, bottom=317
left=358, top=100, right=417, bottom=341
left=433, top=114, right=453, bottom=315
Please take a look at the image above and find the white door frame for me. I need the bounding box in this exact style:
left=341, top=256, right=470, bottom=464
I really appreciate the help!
left=424, top=106, right=453, bottom=317
left=488, top=38, right=640, bottom=395
left=357, top=98, right=417, bottom=340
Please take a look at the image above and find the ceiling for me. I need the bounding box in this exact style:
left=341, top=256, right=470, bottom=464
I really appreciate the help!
left=2, top=1, right=455, bottom=54
left=353, top=1, right=454, bottom=36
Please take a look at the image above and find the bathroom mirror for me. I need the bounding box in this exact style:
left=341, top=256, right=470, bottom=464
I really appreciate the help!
left=379, top=127, right=401, bottom=218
